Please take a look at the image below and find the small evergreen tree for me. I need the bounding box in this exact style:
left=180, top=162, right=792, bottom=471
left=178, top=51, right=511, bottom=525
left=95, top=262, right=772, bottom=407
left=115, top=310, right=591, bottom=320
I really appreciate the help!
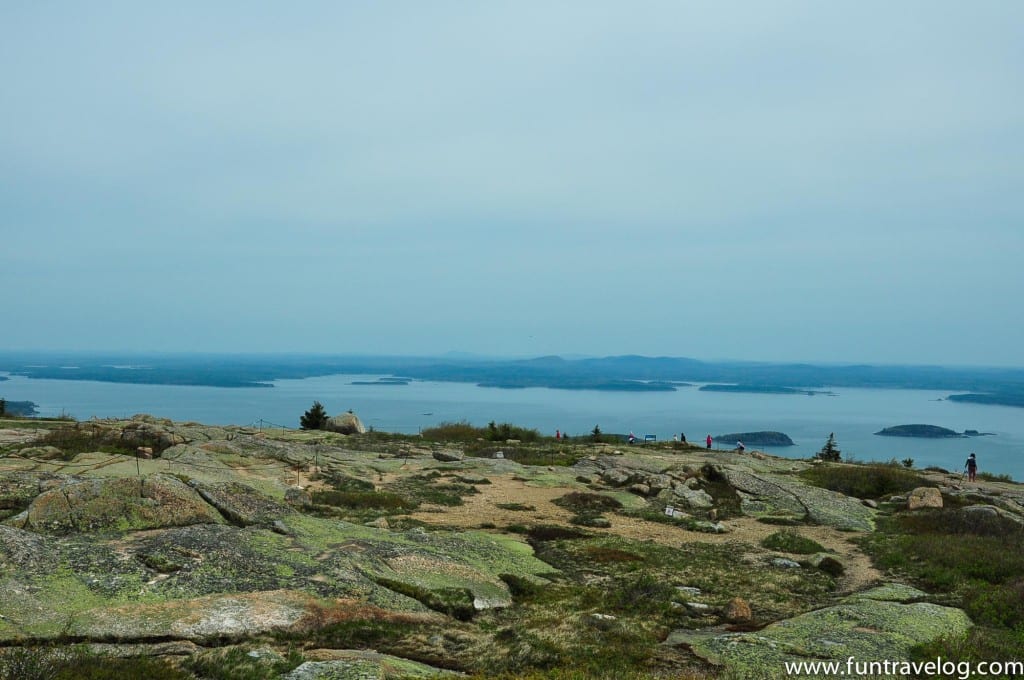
left=300, top=401, right=329, bottom=430
left=591, top=425, right=602, bottom=442
left=817, top=432, right=841, bottom=461
left=0, top=398, right=5, bottom=417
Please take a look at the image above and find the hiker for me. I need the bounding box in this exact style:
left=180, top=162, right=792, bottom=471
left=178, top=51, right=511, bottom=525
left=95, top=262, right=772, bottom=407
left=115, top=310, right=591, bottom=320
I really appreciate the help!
left=628, top=431, right=636, bottom=445
left=680, top=432, right=686, bottom=443
left=965, top=452, right=978, bottom=482
left=555, top=429, right=560, bottom=440
left=736, top=441, right=745, bottom=452
left=706, top=434, right=712, bottom=449
left=672, top=434, right=678, bottom=442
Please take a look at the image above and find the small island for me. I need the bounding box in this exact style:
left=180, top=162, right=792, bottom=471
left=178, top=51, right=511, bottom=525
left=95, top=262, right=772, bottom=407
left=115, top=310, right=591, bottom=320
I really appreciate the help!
left=350, top=377, right=411, bottom=386
left=715, top=431, right=795, bottom=446
left=875, top=424, right=968, bottom=438
left=699, top=384, right=830, bottom=396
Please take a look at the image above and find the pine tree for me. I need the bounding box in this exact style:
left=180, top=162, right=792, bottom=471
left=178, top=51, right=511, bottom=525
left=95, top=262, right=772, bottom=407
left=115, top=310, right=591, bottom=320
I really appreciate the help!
left=300, top=401, right=329, bottom=430
left=0, top=398, right=5, bottom=417
left=591, top=425, right=602, bottom=442
left=818, top=432, right=841, bottom=461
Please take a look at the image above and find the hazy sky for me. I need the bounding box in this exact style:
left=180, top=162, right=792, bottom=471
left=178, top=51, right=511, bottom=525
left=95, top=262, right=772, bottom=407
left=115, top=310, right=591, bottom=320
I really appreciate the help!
left=2, top=2, right=1022, bottom=366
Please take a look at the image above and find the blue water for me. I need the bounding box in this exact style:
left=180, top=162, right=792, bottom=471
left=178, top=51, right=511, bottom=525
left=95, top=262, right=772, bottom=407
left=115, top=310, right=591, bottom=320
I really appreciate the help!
left=2, top=373, right=1021, bottom=479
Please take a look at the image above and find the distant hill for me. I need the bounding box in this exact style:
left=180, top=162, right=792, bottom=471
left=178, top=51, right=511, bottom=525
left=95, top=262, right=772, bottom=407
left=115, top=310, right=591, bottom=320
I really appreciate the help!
left=2, top=351, right=1024, bottom=396
left=715, top=431, right=795, bottom=446
left=875, top=424, right=962, bottom=438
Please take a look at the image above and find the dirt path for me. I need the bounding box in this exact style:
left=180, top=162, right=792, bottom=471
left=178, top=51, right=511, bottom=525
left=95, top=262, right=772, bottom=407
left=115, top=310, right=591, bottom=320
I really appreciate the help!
left=408, top=472, right=883, bottom=593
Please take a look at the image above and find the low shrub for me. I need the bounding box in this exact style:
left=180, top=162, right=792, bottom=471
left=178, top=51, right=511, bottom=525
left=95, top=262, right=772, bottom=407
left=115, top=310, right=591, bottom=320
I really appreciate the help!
left=311, top=490, right=411, bottom=510
left=375, top=577, right=476, bottom=621
left=552, top=492, right=623, bottom=514
left=761, top=530, right=827, bottom=555
left=185, top=646, right=304, bottom=680
left=800, top=463, right=927, bottom=499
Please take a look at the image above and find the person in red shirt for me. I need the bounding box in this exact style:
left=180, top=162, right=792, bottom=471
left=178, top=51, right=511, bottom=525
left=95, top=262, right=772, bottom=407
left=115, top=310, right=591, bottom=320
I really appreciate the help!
left=706, top=434, right=712, bottom=449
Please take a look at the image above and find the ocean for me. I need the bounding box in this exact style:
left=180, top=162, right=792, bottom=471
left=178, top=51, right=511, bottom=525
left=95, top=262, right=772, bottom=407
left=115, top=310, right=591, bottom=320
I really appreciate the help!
left=2, top=372, right=1021, bottom=479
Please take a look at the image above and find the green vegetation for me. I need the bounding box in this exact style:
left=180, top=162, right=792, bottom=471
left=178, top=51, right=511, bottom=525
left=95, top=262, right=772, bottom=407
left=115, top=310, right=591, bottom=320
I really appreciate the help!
left=760, top=530, right=827, bottom=554
left=864, top=507, right=1024, bottom=663
left=0, top=646, right=190, bottom=680
left=32, top=425, right=139, bottom=459
left=816, top=432, right=841, bottom=461
left=299, top=400, right=328, bottom=430
left=420, top=420, right=541, bottom=443
left=184, top=646, right=304, bottom=680
left=800, top=462, right=926, bottom=499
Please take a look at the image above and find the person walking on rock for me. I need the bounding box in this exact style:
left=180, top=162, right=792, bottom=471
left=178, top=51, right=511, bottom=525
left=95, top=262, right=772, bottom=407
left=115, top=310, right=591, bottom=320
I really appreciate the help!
left=965, top=452, right=978, bottom=482
left=706, top=434, right=712, bottom=450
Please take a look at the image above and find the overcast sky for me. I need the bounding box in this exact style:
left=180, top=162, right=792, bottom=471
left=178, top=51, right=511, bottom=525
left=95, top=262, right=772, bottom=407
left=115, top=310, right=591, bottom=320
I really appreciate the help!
left=2, top=2, right=1021, bottom=366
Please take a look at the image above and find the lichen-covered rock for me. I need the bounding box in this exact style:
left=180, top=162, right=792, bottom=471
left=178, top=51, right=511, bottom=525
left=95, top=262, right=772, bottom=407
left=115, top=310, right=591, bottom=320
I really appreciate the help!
left=283, top=651, right=448, bottom=679
left=72, top=590, right=319, bottom=641
left=673, top=485, right=714, bottom=510
left=21, top=474, right=225, bottom=534
left=718, top=467, right=874, bottom=531
left=670, top=584, right=971, bottom=677
left=907, top=487, right=943, bottom=510
left=190, top=480, right=294, bottom=527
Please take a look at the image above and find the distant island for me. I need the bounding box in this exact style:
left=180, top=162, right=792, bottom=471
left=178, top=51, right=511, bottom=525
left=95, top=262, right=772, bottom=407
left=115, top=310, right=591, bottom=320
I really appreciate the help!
left=715, top=431, right=795, bottom=446
left=874, top=424, right=993, bottom=439
left=350, top=378, right=411, bottom=386
left=948, top=391, right=1024, bottom=408
left=699, top=384, right=831, bottom=396
left=2, top=351, right=1024, bottom=398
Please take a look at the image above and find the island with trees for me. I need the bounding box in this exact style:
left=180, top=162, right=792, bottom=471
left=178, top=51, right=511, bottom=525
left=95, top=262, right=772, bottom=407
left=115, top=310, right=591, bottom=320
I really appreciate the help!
left=715, top=431, right=795, bottom=446
left=873, top=424, right=992, bottom=438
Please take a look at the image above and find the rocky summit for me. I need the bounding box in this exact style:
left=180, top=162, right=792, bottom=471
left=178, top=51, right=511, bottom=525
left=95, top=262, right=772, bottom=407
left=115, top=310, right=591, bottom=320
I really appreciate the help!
left=1, top=414, right=1022, bottom=678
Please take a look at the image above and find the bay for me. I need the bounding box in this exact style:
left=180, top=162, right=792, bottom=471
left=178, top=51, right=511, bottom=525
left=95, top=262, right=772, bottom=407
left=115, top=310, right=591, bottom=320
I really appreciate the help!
left=2, top=372, right=1021, bottom=480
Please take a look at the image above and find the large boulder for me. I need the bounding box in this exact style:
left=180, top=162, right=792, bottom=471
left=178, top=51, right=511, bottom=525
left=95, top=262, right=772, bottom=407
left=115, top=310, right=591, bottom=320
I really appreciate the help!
left=907, top=487, right=943, bottom=510
left=325, top=412, right=367, bottom=435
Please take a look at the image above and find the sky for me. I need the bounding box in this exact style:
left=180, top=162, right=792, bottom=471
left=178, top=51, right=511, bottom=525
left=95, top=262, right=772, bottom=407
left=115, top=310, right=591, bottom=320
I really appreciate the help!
left=2, top=2, right=1022, bottom=366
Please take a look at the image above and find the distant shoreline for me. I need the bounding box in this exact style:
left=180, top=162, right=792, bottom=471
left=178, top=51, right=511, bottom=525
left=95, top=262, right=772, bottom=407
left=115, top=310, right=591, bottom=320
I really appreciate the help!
left=1, top=353, right=1023, bottom=404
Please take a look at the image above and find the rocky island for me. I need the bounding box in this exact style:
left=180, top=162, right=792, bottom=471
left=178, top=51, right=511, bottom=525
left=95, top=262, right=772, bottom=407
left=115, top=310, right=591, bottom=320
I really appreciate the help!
left=0, top=413, right=1020, bottom=678
left=714, top=431, right=795, bottom=446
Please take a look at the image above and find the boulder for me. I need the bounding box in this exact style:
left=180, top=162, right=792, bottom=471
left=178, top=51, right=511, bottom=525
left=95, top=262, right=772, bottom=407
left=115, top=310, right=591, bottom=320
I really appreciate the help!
left=325, top=412, right=367, bottom=435
left=907, top=487, right=943, bottom=510
left=285, top=486, right=313, bottom=508
left=724, top=597, right=752, bottom=623
left=673, top=486, right=714, bottom=510
left=804, top=553, right=845, bottom=576
left=433, top=450, right=464, bottom=462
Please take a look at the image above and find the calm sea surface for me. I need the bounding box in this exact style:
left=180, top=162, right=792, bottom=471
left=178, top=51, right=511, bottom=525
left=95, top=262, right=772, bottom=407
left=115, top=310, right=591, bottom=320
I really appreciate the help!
left=3, top=373, right=1022, bottom=479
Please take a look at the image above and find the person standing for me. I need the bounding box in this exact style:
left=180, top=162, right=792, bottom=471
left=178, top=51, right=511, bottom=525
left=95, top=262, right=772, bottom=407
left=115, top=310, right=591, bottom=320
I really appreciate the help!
left=965, top=453, right=978, bottom=482
left=706, top=434, right=712, bottom=449
left=680, top=432, right=687, bottom=443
